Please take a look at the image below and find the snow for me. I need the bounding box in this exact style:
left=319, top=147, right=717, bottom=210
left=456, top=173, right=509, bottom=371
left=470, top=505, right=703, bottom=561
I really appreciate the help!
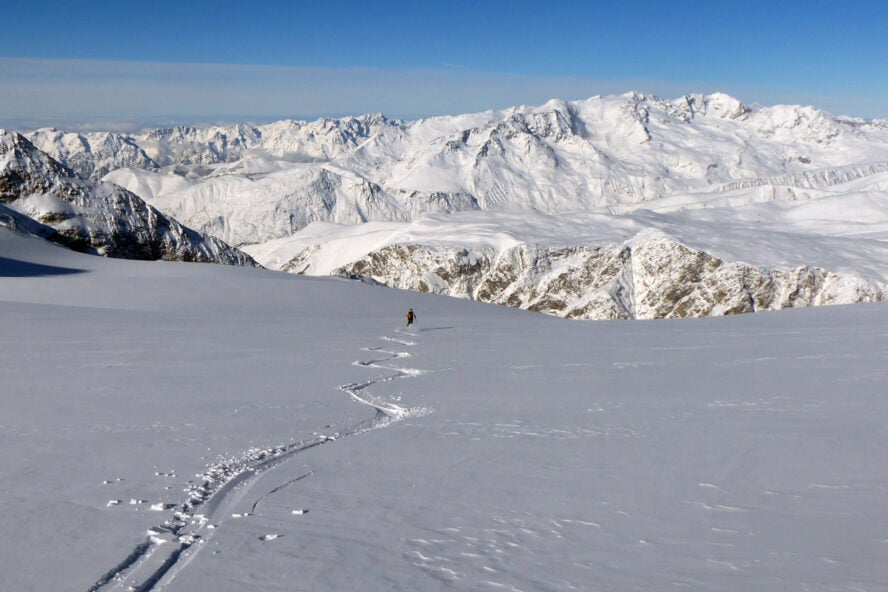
left=244, top=183, right=888, bottom=289
left=2, top=226, right=888, bottom=591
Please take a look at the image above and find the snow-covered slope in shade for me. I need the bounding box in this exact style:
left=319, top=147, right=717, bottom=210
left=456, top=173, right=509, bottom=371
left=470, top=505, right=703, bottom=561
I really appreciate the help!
left=3, top=226, right=888, bottom=591
left=0, top=201, right=65, bottom=243
left=0, top=130, right=256, bottom=265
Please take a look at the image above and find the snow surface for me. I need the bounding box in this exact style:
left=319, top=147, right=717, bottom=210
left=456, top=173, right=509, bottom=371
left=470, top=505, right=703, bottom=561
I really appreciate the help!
left=2, top=226, right=888, bottom=591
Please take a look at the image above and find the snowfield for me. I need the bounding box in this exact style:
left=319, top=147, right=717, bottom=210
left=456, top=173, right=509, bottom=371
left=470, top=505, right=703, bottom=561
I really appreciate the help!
left=2, top=226, right=888, bottom=591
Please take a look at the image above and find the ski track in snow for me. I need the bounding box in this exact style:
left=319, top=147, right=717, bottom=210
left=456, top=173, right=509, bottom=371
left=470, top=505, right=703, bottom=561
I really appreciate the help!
left=88, top=327, right=430, bottom=592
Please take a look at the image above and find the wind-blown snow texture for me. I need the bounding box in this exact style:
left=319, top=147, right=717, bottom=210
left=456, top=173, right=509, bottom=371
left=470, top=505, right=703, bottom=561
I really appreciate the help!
left=23, top=92, right=888, bottom=318
left=2, top=225, right=888, bottom=591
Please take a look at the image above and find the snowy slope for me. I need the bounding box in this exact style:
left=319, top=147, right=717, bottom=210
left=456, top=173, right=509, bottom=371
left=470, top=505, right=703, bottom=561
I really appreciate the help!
left=2, top=226, right=888, bottom=591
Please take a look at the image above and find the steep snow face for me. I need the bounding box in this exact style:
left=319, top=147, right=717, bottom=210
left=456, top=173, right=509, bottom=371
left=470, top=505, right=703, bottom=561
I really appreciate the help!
left=107, top=161, right=482, bottom=247
left=115, top=164, right=413, bottom=248
left=0, top=130, right=256, bottom=265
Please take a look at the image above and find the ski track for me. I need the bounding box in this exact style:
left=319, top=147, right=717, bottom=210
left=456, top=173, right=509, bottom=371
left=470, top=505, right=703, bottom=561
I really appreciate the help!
left=88, top=326, right=430, bottom=592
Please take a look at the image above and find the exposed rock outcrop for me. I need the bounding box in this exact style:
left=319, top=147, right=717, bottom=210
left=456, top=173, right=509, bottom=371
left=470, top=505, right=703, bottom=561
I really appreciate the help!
left=331, top=237, right=884, bottom=320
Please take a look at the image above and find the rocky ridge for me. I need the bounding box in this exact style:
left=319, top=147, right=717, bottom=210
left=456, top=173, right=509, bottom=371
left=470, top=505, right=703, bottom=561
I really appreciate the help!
left=326, top=236, right=885, bottom=320
left=0, top=130, right=256, bottom=265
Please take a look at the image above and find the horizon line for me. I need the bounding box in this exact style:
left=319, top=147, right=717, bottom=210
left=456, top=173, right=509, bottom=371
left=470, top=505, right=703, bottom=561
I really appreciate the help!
left=2, top=57, right=886, bottom=130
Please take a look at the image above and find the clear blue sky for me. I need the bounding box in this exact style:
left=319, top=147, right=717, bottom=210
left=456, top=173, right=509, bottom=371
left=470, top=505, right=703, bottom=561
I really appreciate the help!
left=2, top=0, right=887, bottom=127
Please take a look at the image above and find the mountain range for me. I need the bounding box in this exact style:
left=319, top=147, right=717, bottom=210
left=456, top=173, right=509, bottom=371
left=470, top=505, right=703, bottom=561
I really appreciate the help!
left=8, top=92, right=888, bottom=318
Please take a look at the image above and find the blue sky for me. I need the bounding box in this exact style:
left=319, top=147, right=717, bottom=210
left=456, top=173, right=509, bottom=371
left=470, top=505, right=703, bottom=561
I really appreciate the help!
left=2, top=0, right=886, bottom=128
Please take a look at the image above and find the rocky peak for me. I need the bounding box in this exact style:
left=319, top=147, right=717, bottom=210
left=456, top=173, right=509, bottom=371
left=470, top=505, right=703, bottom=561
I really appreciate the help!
left=525, top=101, right=583, bottom=141
left=1, top=131, right=256, bottom=265
left=701, top=93, right=750, bottom=119
left=0, top=130, right=76, bottom=201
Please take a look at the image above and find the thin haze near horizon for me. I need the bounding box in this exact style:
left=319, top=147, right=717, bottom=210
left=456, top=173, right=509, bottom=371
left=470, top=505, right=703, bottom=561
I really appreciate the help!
left=2, top=0, right=887, bottom=129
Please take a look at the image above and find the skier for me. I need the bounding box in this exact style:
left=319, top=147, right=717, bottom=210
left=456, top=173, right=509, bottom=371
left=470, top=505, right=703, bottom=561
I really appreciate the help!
left=406, top=307, right=416, bottom=327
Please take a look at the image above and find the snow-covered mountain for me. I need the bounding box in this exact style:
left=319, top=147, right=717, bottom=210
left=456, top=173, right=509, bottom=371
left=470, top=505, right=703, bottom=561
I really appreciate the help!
left=25, top=113, right=397, bottom=179
left=17, top=92, right=888, bottom=318
left=34, top=92, right=887, bottom=246
left=0, top=130, right=256, bottom=265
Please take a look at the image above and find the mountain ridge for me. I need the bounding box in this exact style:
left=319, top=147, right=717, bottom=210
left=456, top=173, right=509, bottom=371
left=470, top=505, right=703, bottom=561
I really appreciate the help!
left=0, top=130, right=257, bottom=265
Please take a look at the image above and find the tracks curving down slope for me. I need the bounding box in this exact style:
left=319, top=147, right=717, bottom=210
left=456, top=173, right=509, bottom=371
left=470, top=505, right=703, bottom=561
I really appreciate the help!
left=87, top=327, right=431, bottom=592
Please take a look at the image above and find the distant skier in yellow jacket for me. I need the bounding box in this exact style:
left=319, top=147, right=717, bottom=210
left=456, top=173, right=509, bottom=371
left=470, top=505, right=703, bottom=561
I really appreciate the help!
left=406, top=308, right=416, bottom=327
